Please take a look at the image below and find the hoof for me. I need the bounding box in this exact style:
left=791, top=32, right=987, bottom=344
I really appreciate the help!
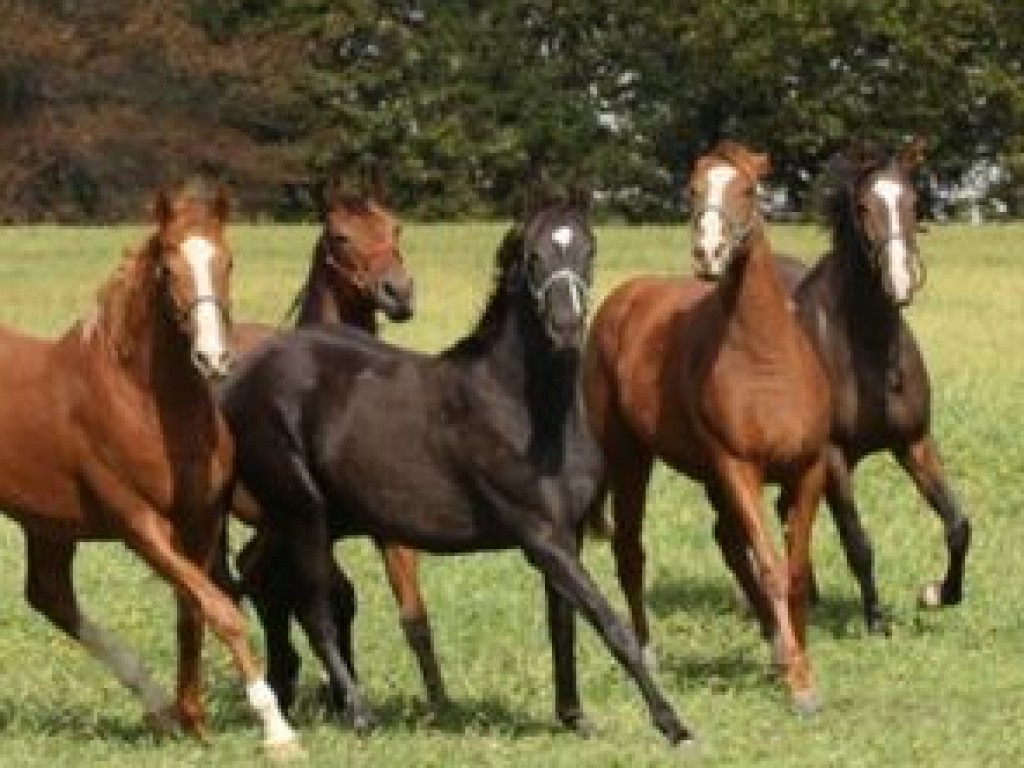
left=345, top=708, right=378, bottom=736
left=264, top=738, right=307, bottom=761
left=641, top=644, right=659, bottom=673
left=143, top=705, right=179, bottom=738
left=918, top=582, right=944, bottom=609
left=866, top=613, right=892, bottom=637
left=558, top=709, right=597, bottom=738
left=791, top=688, right=823, bottom=717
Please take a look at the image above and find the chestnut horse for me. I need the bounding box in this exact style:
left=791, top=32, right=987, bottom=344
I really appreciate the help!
left=584, top=141, right=830, bottom=711
left=774, top=140, right=971, bottom=632
left=222, top=188, right=447, bottom=709
left=0, top=181, right=299, bottom=757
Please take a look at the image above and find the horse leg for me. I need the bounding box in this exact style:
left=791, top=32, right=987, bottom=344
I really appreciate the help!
left=236, top=531, right=302, bottom=712
left=526, top=532, right=690, bottom=744
left=775, top=488, right=820, bottom=605
left=780, top=459, right=826, bottom=666
left=101, top=491, right=299, bottom=756
left=706, top=484, right=774, bottom=639
left=323, top=558, right=358, bottom=713
left=895, top=436, right=971, bottom=607
left=715, top=457, right=819, bottom=714
left=279, top=513, right=375, bottom=734
left=379, top=542, right=447, bottom=708
left=544, top=526, right=594, bottom=735
left=824, top=447, right=888, bottom=633
left=475, top=480, right=690, bottom=745
left=23, top=533, right=177, bottom=733
left=608, top=452, right=656, bottom=669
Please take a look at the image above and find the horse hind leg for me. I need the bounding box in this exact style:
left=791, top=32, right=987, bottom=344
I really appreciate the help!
left=896, top=436, right=971, bottom=608
left=380, top=543, right=447, bottom=709
left=23, top=533, right=177, bottom=734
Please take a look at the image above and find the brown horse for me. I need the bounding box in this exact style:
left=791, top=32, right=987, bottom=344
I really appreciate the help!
left=584, top=141, right=830, bottom=712
left=223, top=187, right=447, bottom=710
left=773, top=140, right=971, bottom=632
left=0, top=181, right=300, bottom=757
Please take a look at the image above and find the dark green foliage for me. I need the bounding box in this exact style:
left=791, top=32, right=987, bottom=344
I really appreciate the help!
left=0, top=0, right=1021, bottom=220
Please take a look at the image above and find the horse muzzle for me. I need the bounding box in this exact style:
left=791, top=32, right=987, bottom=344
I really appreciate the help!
left=374, top=273, right=415, bottom=323
left=192, top=347, right=234, bottom=381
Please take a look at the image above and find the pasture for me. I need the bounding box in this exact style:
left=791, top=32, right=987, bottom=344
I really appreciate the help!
left=0, top=221, right=1021, bottom=766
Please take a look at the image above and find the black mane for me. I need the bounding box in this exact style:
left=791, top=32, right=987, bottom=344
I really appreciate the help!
left=818, top=144, right=892, bottom=255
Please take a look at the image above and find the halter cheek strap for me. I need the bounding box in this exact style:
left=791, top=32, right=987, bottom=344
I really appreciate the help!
left=324, top=239, right=400, bottom=292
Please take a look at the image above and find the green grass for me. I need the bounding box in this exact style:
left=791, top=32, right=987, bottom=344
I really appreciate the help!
left=0, top=221, right=1022, bottom=766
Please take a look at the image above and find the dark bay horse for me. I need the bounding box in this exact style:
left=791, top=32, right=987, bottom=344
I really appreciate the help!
left=583, top=142, right=831, bottom=712
left=0, top=181, right=300, bottom=757
left=220, top=194, right=692, bottom=744
left=223, top=188, right=448, bottom=707
left=774, top=140, right=970, bottom=632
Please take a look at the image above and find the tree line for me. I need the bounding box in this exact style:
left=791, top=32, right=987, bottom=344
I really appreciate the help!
left=1, top=0, right=1021, bottom=221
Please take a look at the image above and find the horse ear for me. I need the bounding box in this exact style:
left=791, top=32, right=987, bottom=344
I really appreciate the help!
left=898, top=135, right=927, bottom=172
left=212, top=184, right=231, bottom=224
left=365, top=161, right=387, bottom=203
left=151, top=189, right=174, bottom=228
left=751, top=152, right=771, bottom=179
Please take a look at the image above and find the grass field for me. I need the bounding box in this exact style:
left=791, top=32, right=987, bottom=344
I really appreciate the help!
left=0, top=221, right=1021, bottom=767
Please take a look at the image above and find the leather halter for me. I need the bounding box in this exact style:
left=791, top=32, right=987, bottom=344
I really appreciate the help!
left=323, top=238, right=401, bottom=294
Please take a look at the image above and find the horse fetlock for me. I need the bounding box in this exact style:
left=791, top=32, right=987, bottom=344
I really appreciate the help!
left=557, top=706, right=596, bottom=737
left=655, top=707, right=693, bottom=746
left=345, top=704, right=378, bottom=736
left=143, top=704, right=181, bottom=738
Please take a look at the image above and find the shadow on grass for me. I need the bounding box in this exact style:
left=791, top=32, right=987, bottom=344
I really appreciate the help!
left=0, top=699, right=167, bottom=745
left=646, top=572, right=878, bottom=641
left=289, top=689, right=566, bottom=738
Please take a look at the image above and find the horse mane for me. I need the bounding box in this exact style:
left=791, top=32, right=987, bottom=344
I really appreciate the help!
left=89, top=237, right=160, bottom=360
left=442, top=224, right=525, bottom=358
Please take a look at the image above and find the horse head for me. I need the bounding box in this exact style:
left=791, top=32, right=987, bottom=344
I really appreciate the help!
left=836, top=137, right=927, bottom=306
left=318, top=183, right=414, bottom=322
left=688, top=140, right=770, bottom=280
left=519, top=186, right=595, bottom=353
left=152, top=178, right=234, bottom=381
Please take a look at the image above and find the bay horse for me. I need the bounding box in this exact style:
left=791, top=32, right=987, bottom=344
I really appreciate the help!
left=583, top=141, right=830, bottom=712
left=219, top=192, right=692, bottom=744
left=222, top=186, right=449, bottom=709
left=0, top=180, right=300, bottom=757
left=774, top=140, right=970, bottom=633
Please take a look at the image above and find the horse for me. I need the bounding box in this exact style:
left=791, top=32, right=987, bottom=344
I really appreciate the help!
left=0, top=180, right=300, bottom=757
left=772, top=140, right=971, bottom=633
left=221, top=185, right=446, bottom=708
left=219, top=192, right=692, bottom=745
left=583, top=141, right=831, bottom=713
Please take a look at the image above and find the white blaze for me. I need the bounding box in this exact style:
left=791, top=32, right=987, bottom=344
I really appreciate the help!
left=181, top=235, right=227, bottom=362
left=872, top=178, right=912, bottom=302
left=696, top=165, right=738, bottom=273
left=552, top=225, right=575, bottom=249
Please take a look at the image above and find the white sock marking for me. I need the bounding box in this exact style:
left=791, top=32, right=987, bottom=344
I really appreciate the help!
left=247, top=679, right=297, bottom=746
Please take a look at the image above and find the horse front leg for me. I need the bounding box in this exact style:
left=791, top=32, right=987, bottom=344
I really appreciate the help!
left=23, top=533, right=177, bottom=734
left=715, top=456, right=820, bottom=714
left=824, top=447, right=888, bottom=634
left=379, top=542, right=447, bottom=708
left=895, top=436, right=971, bottom=608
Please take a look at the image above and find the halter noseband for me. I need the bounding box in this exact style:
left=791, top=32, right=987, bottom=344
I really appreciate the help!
left=529, top=266, right=590, bottom=317
left=323, top=238, right=401, bottom=293
left=691, top=201, right=757, bottom=251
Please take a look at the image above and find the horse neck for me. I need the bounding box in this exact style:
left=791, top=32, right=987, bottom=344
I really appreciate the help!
left=93, top=244, right=209, bottom=401
left=716, top=228, right=801, bottom=354
left=488, top=294, right=579, bottom=450
left=295, top=259, right=377, bottom=334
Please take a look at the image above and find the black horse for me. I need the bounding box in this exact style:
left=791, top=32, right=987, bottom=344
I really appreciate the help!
left=219, top=194, right=691, bottom=744
left=773, top=140, right=971, bottom=633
